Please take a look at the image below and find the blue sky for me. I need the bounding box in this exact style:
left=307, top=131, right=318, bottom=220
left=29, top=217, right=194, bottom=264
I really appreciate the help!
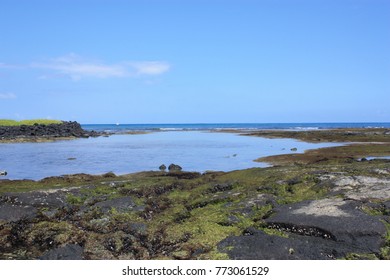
left=0, top=0, right=389, bottom=124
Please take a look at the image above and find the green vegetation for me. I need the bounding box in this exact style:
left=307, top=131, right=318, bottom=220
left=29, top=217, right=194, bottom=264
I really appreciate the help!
left=380, top=221, right=390, bottom=260
left=1, top=159, right=390, bottom=260
left=0, top=173, right=123, bottom=195
left=245, top=128, right=390, bottom=143
left=66, top=193, right=85, bottom=205
left=1, top=128, right=389, bottom=260
left=257, top=143, right=390, bottom=166
left=0, top=119, right=62, bottom=126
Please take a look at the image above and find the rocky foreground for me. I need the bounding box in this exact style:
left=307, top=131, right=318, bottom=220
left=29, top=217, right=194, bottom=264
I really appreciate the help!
left=0, top=121, right=100, bottom=142
left=0, top=129, right=389, bottom=260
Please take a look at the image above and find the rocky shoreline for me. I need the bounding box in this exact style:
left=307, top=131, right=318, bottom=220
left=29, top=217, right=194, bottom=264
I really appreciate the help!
left=0, top=121, right=101, bottom=142
left=0, top=128, right=389, bottom=260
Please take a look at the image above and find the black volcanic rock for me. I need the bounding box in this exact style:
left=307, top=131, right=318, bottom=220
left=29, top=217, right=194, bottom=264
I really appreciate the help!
left=168, top=164, right=182, bottom=172
left=39, top=244, right=84, bottom=260
left=0, top=121, right=99, bottom=140
left=218, top=198, right=386, bottom=260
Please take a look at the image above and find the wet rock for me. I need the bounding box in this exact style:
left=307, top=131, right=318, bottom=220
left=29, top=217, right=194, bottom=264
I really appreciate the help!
left=0, top=204, right=37, bottom=222
left=239, top=193, right=275, bottom=209
left=221, top=191, right=389, bottom=259
left=159, top=164, right=167, bottom=171
left=0, top=189, right=75, bottom=210
left=0, top=121, right=99, bottom=140
left=83, top=196, right=105, bottom=206
left=326, top=176, right=390, bottom=201
left=89, top=218, right=111, bottom=233
left=227, top=215, right=240, bottom=224
left=41, top=209, right=59, bottom=219
left=165, top=171, right=201, bottom=179
left=102, top=172, right=116, bottom=178
left=128, top=223, right=147, bottom=236
left=39, top=244, right=83, bottom=260
left=168, top=164, right=182, bottom=172
left=208, top=183, right=234, bottom=193
left=94, top=197, right=136, bottom=214
left=265, top=198, right=386, bottom=254
left=218, top=229, right=362, bottom=260
left=287, top=177, right=301, bottom=186
left=83, top=233, right=131, bottom=260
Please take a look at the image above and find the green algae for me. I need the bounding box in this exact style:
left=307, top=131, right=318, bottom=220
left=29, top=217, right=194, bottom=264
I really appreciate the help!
left=1, top=155, right=390, bottom=259
left=26, top=221, right=84, bottom=250
left=66, top=193, right=85, bottom=205
left=379, top=220, right=390, bottom=260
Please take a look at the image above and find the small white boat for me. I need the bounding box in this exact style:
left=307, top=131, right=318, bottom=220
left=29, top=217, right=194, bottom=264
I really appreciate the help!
left=0, top=170, right=7, bottom=176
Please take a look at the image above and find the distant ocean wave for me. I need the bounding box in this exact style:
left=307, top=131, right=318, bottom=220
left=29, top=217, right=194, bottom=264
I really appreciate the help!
left=82, top=123, right=390, bottom=133
left=290, top=127, right=320, bottom=130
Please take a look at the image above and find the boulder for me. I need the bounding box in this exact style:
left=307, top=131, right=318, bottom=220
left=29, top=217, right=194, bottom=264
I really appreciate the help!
left=168, top=164, right=182, bottom=172
left=265, top=198, right=386, bottom=252
left=39, top=244, right=83, bottom=260
left=94, top=197, right=137, bottom=214
left=0, top=121, right=99, bottom=140
left=159, top=164, right=167, bottom=171
left=218, top=197, right=387, bottom=259
left=219, top=228, right=355, bottom=260
left=0, top=204, right=37, bottom=222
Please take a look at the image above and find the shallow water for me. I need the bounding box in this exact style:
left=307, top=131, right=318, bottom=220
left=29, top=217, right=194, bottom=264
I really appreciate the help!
left=364, top=156, right=390, bottom=160
left=0, top=131, right=341, bottom=180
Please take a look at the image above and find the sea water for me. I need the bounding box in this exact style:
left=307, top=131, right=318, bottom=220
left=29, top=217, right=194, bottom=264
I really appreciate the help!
left=0, top=131, right=343, bottom=180
left=83, top=122, right=390, bottom=133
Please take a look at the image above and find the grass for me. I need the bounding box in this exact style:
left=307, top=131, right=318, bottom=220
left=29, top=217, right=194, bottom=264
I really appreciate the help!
left=0, top=119, right=62, bottom=126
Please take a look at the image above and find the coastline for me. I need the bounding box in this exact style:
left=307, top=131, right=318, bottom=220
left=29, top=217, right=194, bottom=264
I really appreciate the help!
left=0, top=121, right=103, bottom=143
left=0, top=126, right=389, bottom=260
left=240, top=128, right=390, bottom=165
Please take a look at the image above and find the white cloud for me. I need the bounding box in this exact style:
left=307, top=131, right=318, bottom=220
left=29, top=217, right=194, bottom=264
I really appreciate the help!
left=129, top=61, right=171, bottom=75
left=0, top=92, right=16, bottom=99
left=0, top=63, right=23, bottom=69
left=31, top=54, right=170, bottom=80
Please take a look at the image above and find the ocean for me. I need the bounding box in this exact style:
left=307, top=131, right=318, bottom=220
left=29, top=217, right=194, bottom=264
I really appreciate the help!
left=82, top=122, right=390, bottom=133
left=0, top=123, right=388, bottom=180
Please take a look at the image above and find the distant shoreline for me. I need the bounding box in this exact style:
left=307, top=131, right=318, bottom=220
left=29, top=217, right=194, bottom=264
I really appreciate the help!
left=0, top=121, right=104, bottom=143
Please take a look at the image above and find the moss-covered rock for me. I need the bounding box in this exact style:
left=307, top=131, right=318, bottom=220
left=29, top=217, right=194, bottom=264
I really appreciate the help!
left=1, top=152, right=389, bottom=260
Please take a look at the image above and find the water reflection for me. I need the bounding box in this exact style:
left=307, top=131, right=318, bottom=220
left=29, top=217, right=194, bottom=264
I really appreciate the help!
left=0, top=132, right=342, bottom=180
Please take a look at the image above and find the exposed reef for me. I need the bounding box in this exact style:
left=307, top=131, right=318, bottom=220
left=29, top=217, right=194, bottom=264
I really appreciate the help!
left=1, top=160, right=390, bottom=260
left=0, top=128, right=389, bottom=260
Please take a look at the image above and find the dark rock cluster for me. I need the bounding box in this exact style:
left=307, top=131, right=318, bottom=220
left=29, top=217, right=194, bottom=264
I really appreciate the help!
left=168, top=164, right=182, bottom=172
left=0, top=158, right=389, bottom=260
left=219, top=198, right=387, bottom=259
left=0, top=121, right=99, bottom=140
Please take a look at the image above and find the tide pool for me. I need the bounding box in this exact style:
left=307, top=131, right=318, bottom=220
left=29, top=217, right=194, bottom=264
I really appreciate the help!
left=0, top=131, right=342, bottom=180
